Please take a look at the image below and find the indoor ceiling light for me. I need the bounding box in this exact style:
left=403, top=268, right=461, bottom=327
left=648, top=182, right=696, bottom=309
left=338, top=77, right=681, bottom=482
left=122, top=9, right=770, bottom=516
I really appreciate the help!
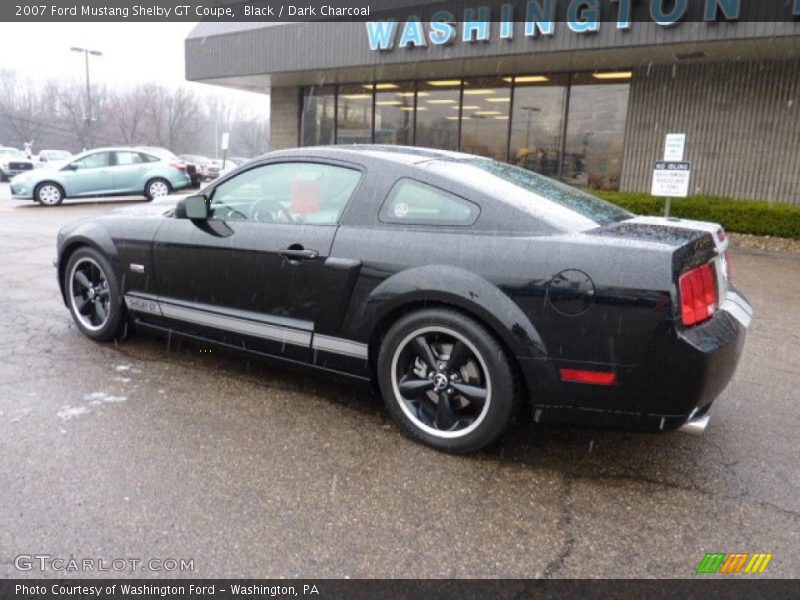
left=342, top=94, right=371, bottom=100
left=426, top=80, right=462, bottom=86
left=455, top=105, right=480, bottom=110
left=592, top=71, right=633, bottom=80
left=402, top=106, right=422, bottom=111
left=485, top=97, right=511, bottom=103
left=506, top=75, right=551, bottom=84
left=474, top=111, right=502, bottom=116
left=370, top=83, right=399, bottom=90
left=463, top=89, right=495, bottom=95
left=446, top=116, right=460, bottom=120
left=427, top=99, right=457, bottom=104
left=494, top=116, right=510, bottom=120
left=376, top=100, right=402, bottom=106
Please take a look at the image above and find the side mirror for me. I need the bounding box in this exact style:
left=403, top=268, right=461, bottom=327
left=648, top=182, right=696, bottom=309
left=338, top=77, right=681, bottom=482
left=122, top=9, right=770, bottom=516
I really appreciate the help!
left=176, top=194, right=209, bottom=220
left=63, top=163, right=78, bottom=171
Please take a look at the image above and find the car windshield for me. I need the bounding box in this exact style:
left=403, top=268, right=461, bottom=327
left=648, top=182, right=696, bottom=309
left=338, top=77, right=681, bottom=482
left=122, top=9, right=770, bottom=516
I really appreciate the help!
left=46, top=151, right=71, bottom=159
left=0, top=148, right=25, bottom=157
left=455, top=159, right=633, bottom=227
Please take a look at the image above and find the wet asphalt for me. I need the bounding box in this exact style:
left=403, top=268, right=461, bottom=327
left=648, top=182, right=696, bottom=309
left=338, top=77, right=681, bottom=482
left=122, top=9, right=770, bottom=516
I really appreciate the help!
left=0, top=183, right=798, bottom=579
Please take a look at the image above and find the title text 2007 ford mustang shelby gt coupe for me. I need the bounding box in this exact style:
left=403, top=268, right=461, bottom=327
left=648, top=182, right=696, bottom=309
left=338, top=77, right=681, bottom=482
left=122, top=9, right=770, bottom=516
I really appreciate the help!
left=56, top=147, right=752, bottom=453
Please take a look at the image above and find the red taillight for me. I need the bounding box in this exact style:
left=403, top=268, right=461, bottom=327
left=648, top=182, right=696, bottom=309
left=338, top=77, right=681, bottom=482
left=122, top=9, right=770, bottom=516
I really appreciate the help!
left=169, top=162, right=187, bottom=171
left=679, top=263, right=718, bottom=327
left=559, top=369, right=617, bottom=385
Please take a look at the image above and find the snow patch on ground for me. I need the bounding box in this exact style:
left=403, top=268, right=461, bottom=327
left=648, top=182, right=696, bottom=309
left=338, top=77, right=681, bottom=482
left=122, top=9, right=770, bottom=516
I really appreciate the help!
left=57, top=392, right=129, bottom=423
left=57, top=405, right=91, bottom=421
left=84, top=392, right=128, bottom=406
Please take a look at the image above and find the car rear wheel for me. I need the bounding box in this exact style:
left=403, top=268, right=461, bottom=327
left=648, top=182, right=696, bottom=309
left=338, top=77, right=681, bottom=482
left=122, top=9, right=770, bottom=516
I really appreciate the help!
left=65, top=247, right=123, bottom=342
left=377, top=308, right=517, bottom=453
left=145, top=178, right=171, bottom=201
left=35, top=182, right=64, bottom=206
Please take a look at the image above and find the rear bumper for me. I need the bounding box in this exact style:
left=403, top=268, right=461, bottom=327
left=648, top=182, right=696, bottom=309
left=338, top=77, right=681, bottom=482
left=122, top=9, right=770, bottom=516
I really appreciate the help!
left=520, top=288, right=752, bottom=433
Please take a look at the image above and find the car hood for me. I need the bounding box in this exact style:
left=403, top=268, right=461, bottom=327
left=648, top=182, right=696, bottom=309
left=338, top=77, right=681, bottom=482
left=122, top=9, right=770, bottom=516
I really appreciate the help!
left=106, top=194, right=184, bottom=217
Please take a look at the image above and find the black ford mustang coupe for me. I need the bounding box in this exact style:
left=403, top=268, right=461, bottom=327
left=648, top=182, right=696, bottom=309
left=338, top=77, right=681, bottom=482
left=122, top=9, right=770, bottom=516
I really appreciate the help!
left=56, top=146, right=752, bottom=452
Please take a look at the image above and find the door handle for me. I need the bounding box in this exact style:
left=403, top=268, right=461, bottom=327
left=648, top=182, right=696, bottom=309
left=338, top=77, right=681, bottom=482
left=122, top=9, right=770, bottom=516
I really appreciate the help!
left=279, top=247, right=319, bottom=261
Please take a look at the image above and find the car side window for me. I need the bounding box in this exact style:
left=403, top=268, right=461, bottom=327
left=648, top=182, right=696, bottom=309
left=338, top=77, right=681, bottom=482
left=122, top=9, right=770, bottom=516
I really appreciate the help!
left=209, top=162, right=362, bottom=225
left=72, top=152, right=110, bottom=170
left=114, top=151, right=143, bottom=166
left=379, top=179, right=479, bottom=226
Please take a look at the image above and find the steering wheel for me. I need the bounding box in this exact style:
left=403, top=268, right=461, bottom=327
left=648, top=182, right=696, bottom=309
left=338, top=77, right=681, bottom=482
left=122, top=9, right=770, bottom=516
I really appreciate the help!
left=250, top=198, right=297, bottom=223
left=213, top=204, right=248, bottom=221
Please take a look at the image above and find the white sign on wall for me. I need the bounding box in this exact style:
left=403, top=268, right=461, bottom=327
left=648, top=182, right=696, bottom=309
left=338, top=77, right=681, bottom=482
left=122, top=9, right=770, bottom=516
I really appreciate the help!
left=664, top=133, right=686, bottom=162
left=652, top=161, right=692, bottom=198
left=220, top=132, right=230, bottom=151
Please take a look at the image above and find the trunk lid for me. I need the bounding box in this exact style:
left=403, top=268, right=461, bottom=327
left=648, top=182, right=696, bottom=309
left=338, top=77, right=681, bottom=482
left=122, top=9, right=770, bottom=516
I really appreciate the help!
left=589, top=215, right=731, bottom=315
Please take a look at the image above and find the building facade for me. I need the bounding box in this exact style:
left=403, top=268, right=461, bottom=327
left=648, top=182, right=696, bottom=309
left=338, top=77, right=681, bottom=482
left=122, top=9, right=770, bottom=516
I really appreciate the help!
left=186, top=15, right=800, bottom=203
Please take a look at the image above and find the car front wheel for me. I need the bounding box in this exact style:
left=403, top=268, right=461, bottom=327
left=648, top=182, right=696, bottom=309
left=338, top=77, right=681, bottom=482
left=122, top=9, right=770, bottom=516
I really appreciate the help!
left=64, top=247, right=123, bottom=342
left=377, top=308, right=517, bottom=453
left=35, top=182, right=64, bottom=206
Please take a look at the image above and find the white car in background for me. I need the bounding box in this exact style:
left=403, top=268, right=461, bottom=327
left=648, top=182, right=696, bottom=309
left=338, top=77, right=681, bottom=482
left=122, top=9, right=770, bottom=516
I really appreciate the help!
left=0, top=147, right=34, bottom=181
left=36, top=150, right=73, bottom=169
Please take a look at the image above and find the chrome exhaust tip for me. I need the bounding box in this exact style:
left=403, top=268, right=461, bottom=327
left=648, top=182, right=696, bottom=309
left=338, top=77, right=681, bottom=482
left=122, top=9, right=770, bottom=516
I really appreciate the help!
left=678, top=412, right=710, bottom=436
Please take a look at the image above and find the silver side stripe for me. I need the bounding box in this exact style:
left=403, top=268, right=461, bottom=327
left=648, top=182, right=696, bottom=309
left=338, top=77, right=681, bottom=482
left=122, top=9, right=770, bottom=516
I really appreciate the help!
left=312, top=334, right=368, bottom=359
left=124, top=293, right=367, bottom=358
left=160, top=303, right=313, bottom=347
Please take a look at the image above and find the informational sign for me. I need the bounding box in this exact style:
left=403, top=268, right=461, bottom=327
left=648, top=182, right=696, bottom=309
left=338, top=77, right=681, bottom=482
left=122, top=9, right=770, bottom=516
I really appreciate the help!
left=220, top=132, right=230, bottom=151
left=652, top=161, right=692, bottom=198
left=664, top=133, right=686, bottom=161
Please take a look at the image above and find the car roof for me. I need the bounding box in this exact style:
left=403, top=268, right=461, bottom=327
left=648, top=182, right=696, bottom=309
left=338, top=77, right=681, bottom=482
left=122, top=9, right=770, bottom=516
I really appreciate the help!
left=268, top=145, right=476, bottom=165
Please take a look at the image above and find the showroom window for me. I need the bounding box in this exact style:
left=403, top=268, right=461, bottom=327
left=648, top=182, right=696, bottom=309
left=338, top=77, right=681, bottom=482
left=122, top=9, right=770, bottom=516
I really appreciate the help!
left=374, top=82, right=415, bottom=145
left=562, top=73, right=631, bottom=191
left=459, top=78, right=511, bottom=161
left=301, top=86, right=336, bottom=146
left=299, top=72, right=631, bottom=190
left=509, top=75, right=569, bottom=179
left=337, top=84, right=374, bottom=144
left=415, top=80, right=461, bottom=151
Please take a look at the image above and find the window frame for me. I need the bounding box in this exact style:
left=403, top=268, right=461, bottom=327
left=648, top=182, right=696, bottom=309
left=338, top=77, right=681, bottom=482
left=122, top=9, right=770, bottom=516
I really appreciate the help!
left=206, top=158, right=366, bottom=227
left=378, top=177, right=481, bottom=228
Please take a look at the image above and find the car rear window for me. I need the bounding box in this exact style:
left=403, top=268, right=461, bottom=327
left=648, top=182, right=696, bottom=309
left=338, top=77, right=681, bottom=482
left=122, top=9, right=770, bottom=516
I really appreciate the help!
left=425, top=158, right=632, bottom=227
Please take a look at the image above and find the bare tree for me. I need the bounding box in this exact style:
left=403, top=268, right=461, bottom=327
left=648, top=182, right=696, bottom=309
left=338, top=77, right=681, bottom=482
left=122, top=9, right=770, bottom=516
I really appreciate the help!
left=233, top=118, right=270, bottom=157
left=146, top=84, right=200, bottom=153
left=0, top=70, right=57, bottom=147
left=55, top=80, right=112, bottom=150
left=109, top=85, right=152, bottom=145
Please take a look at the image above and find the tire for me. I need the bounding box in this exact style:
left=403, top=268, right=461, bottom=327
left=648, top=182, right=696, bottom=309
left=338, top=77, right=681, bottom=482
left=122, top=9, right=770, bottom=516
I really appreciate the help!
left=377, top=308, right=517, bottom=453
left=64, top=247, right=124, bottom=342
left=144, top=177, right=171, bottom=201
left=35, top=182, right=65, bottom=206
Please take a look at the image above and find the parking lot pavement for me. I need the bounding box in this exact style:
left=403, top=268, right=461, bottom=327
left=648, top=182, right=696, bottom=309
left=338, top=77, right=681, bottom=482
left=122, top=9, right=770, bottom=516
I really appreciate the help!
left=0, top=196, right=798, bottom=579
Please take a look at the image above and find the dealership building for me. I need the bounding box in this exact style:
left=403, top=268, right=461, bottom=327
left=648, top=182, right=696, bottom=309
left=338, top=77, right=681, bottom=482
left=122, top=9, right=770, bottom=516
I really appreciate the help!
left=186, top=11, right=800, bottom=203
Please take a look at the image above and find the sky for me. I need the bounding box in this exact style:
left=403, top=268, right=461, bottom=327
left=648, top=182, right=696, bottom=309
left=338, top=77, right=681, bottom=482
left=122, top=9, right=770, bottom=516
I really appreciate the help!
left=0, top=22, right=269, bottom=117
